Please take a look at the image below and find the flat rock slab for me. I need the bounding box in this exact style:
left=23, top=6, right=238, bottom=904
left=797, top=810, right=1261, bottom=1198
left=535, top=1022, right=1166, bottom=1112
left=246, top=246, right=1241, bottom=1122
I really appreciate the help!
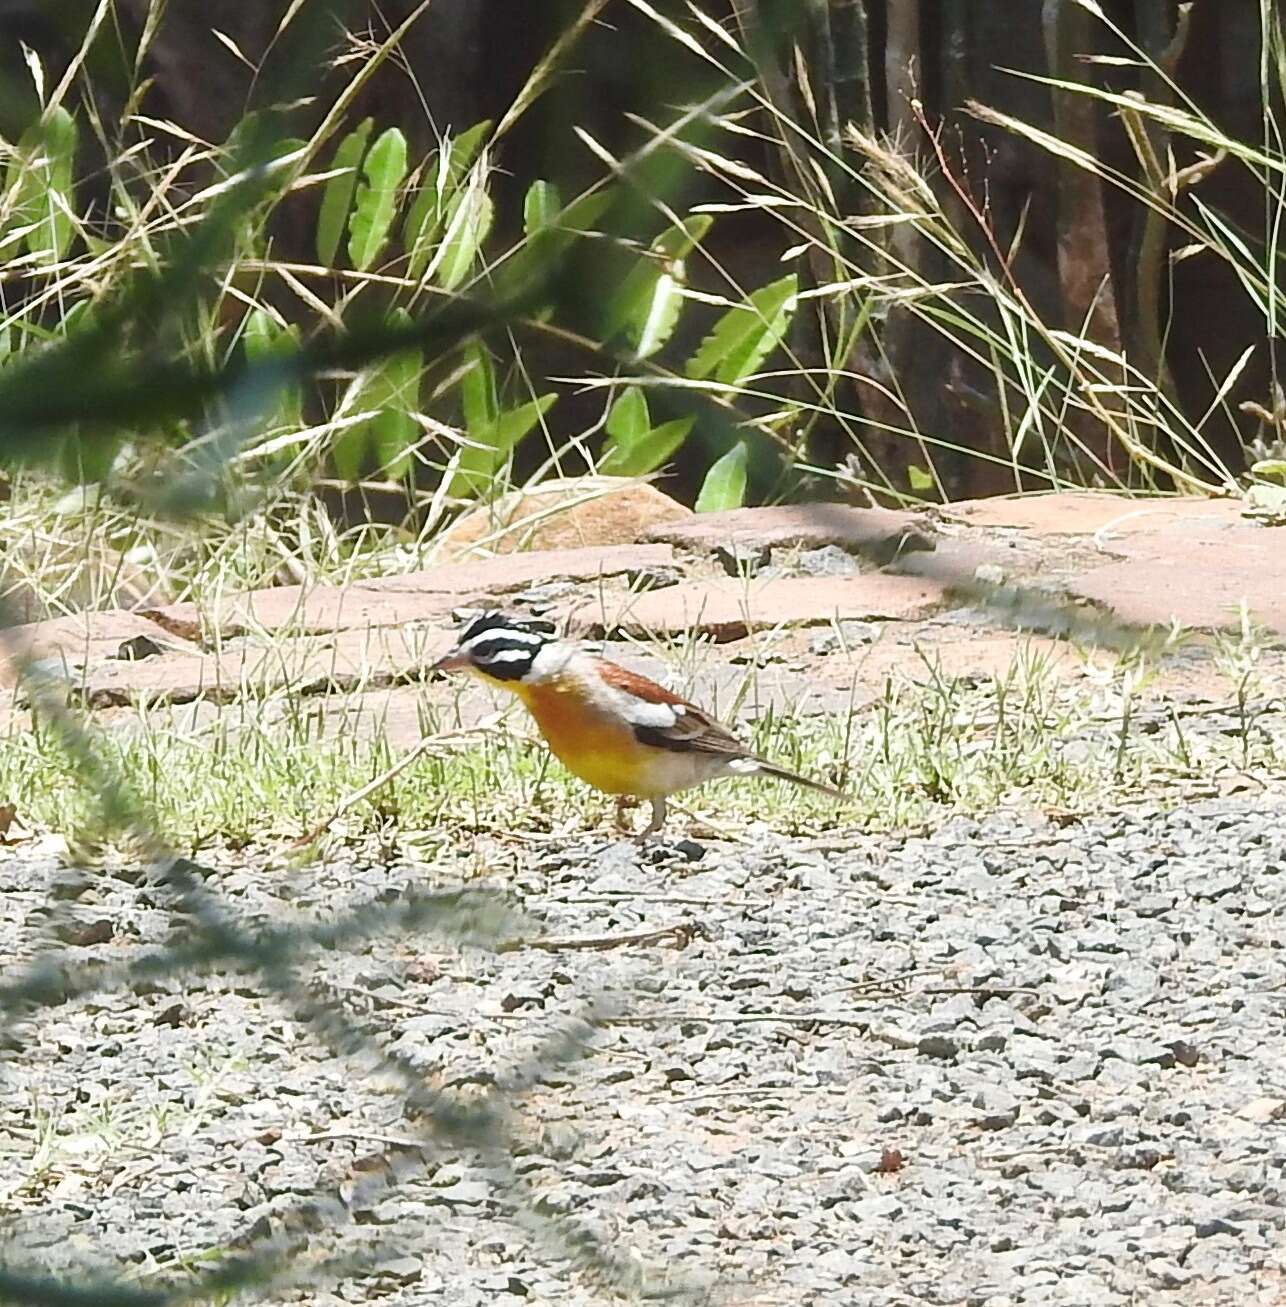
left=140, top=544, right=675, bottom=642
left=645, top=504, right=935, bottom=563
left=943, top=492, right=1245, bottom=538
left=1070, top=523, right=1286, bottom=633
left=360, top=543, right=675, bottom=595
left=610, top=574, right=947, bottom=641
left=855, top=630, right=1077, bottom=684
left=65, top=626, right=457, bottom=708
left=142, top=587, right=459, bottom=645
left=0, top=611, right=194, bottom=689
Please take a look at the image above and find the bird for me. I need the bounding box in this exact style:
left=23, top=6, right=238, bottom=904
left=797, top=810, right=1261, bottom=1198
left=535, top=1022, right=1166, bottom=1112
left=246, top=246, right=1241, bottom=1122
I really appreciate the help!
left=430, top=610, right=846, bottom=837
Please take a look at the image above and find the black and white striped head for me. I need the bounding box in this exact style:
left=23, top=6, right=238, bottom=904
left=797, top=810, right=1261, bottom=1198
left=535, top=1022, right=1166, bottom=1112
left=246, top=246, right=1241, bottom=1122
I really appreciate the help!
left=432, top=610, right=563, bottom=684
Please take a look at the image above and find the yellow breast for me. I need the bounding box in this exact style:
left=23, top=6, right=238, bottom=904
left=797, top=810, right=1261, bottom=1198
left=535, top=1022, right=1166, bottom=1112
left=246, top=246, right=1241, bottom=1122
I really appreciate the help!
left=514, top=677, right=656, bottom=796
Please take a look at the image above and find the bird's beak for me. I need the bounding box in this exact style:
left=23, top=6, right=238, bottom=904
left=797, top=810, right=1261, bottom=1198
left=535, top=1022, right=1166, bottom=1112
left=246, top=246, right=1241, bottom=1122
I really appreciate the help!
left=430, top=649, right=470, bottom=674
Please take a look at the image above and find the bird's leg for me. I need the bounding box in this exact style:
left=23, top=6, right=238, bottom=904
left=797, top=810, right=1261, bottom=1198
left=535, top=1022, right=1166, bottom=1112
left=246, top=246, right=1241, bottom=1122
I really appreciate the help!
left=613, top=795, right=636, bottom=833
left=638, top=796, right=667, bottom=841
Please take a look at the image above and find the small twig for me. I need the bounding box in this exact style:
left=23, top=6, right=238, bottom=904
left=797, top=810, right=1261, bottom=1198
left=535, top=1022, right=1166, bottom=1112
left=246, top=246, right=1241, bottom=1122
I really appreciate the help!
left=558, top=893, right=768, bottom=908
left=662, top=1086, right=854, bottom=1106
left=792, top=836, right=873, bottom=853
left=832, top=967, right=926, bottom=994
left=666, top=798, right=753, bottom=844
left=284, top=1129, right=431, bottom=1152
left=605, top=1011, right=874, bottom=1028
left=916, top=985, right=1038, bottom=999
left=497, top=923, right=706, bottom=954
left=912, top=98, right=1023, bottom=298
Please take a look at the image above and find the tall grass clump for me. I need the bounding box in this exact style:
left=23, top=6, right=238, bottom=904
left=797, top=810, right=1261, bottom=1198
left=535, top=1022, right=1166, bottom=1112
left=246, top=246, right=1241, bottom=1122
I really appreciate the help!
left=618, top=0, right=1283, bottom=507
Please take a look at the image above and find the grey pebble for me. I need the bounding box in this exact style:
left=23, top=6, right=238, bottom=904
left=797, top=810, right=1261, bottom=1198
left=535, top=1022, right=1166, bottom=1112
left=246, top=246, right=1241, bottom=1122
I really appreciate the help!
left=796, top=545, right=859, bottom=577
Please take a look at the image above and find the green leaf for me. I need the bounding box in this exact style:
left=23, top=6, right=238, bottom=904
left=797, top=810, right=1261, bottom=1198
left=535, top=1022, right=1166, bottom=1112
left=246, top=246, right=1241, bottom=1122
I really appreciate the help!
left=633, top=269, right=686, bottom=360
left=653, top=214, right=713, bottom=261
left=695, top=441, right=749, bottom=513
left=497, top=188, right=616, bottom=299
left=316, top=117, right=373, bottom=267
left=600, top=415, right=694, bottom=478
left=10, top=107, right=79, bottom=262
left=221, top=109, right=270, bottom=165
left=39, top=108, right=78, bottom=261
left=434, top=164, right=494, bottom=290
left=370, top=308, right=421, bottom=480
left=333, top=309, right=423, bottom=481
left=431, top=118, right=491, bottom=194
left=687, top=274, right=797, bottom=384
left=440, top=119, right=493, bottom=183
left=1251, top=459, right=1286, bottom=484
left=244, top=134, right=309, bottom=224
left=606, top=387, right=649, bottom=445
left=331, top=411, right=367, bottom=482
left=347, top=126, right=408, bottom=272
left=243, top=308, right=303, bottom=431
left=552, top=189, right=615, bottom=238
left=523, top=179, right=561, bottom=236
left=492, top=394, right=557, bottom=456
left=403, top=119, right=492, bottom=278
left=449, top=391, right=557, bottom=500
left=604, top=215, right=711, bottom=357
left=403, top=189, right=435, bottom=279
left=602, top=387, right=696, bottom=477
left=907, top=463, right=935, bottom=492
left=371, top=381, right=422, bottom=479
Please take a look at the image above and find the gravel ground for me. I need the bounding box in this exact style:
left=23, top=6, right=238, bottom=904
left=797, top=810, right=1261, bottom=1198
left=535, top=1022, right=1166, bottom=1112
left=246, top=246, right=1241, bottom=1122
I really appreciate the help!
left=3, top=794, right=1286, bottom=1306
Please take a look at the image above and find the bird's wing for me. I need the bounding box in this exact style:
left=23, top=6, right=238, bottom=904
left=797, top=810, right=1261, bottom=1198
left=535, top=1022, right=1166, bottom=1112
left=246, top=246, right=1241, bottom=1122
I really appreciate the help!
left=597, top=659, right=748, bottom=757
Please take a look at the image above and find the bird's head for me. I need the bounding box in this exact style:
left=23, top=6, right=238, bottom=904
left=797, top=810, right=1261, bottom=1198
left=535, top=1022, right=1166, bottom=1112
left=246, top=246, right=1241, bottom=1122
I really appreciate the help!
left=431, top=610, right=564, bottom=685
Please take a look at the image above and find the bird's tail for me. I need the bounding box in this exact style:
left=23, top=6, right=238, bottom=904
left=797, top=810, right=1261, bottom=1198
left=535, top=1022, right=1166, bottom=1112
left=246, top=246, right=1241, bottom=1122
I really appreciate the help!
left=746, top=757, right=847, bottom=802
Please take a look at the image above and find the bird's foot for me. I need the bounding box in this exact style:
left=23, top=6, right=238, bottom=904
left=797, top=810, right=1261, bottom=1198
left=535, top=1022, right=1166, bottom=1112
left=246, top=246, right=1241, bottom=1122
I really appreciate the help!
left=637, top=796, right=668, bottom=842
